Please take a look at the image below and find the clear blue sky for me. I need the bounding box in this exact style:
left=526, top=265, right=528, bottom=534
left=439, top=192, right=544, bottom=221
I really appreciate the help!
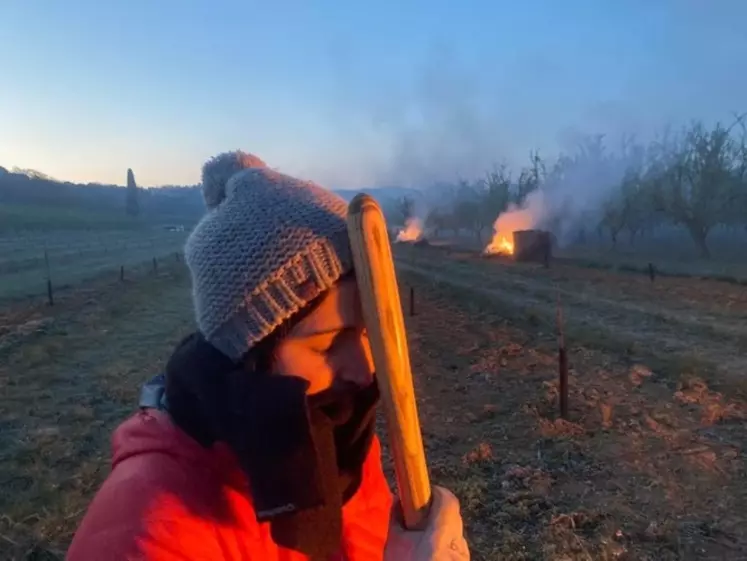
left=1, top=0, right=745, bottom=188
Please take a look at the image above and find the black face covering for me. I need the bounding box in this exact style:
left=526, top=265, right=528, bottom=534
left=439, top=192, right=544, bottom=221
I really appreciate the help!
left=163, top=332, right=379, bottom=560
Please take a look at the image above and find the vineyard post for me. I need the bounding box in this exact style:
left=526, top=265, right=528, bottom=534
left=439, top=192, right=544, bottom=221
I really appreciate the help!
left=648, top=263, right=656, bottom=283
left=409, top=286, right=415, bottom=317
left=556, top=290, right=569, bottom=419
left=44, top=247, right=54, bottom=306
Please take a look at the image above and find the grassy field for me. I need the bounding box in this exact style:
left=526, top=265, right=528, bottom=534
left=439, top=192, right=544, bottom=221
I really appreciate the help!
left=0, top=262, right=194, bottom=560
left=0, top=202, right=193, bottom=301
left=1, top=247, right=746, bottom=559
left=0, top=228, right=189, bottom=301
left=0, top=204, right=149, bottom=233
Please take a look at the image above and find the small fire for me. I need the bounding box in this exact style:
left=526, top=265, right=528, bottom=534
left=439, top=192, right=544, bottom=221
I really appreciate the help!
left=396, top=217, right=423, bottom=243
left=483, top=191, right=545, bottom=256
left=485, top=235, right=514, bottom=255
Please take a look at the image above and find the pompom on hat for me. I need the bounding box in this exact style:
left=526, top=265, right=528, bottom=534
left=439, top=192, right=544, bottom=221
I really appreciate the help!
left=184, top=150, right=353, bottom=361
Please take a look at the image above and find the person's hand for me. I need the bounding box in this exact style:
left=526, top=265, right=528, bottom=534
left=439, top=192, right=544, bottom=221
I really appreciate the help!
left=384, top=486, right=470, bottom=561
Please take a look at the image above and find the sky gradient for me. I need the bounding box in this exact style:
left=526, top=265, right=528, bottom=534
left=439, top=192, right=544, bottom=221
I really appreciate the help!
left=1, top=0, right=745, bottom=188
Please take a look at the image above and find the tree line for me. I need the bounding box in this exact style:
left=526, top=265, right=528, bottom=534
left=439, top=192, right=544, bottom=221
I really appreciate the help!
left=393, top=116, right=747, bottom=258
left=0, top=165, right=205, bottom=223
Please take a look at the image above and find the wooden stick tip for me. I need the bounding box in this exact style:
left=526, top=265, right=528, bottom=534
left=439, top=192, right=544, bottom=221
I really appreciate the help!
left=347, top=192, right=380, bottom=215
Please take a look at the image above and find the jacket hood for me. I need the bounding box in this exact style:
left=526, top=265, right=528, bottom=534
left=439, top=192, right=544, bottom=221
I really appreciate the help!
left=111, top=408, right=245, bottom=488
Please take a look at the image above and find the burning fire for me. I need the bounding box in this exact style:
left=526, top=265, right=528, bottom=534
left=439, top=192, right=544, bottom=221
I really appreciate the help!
left=485, top=235, right=514, bottom=255
left=483, top=191, right=545, bottom=256
left=396, top=217, right=423, bottom=243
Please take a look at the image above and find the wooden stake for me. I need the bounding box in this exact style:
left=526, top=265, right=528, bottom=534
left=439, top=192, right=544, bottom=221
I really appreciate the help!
left=409, top=286, right=415, bottom=317
left=648, top=262, right=656, bottom=283
left=44, top=248, right=51, bottom=280
left=556, top=291, right=569, bottom=420
left=347, top=194, right=431, bottom=530
left=44, top=248, right=54, bottom=307
left=120, top=265, right=125, bottom=281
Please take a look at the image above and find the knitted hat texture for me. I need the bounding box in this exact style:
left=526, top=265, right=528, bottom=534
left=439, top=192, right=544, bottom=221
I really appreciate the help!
left=184, top=151, right=353, bottom=361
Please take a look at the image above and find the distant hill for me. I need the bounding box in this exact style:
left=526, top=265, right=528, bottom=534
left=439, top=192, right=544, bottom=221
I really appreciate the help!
left=0, top=166, right=426, bottom=230
left=0, top=167, right=204, bottom=228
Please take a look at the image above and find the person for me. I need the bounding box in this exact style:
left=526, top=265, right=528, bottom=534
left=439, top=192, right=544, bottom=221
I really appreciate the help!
left=67, top=151, right=470, bottom=560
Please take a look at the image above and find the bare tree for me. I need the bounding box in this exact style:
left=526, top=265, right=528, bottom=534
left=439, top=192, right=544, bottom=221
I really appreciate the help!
left=648, top=119, right=744, bottom=258
left=453, top=179, right=487, bottom=243
left=599, top=173, right=649, bottom=248
left=398, top=196, right=415, bottom=224
left=725, top=114, right=747, bottom=232
left=599, top=196, right=626, bottom=248
left=482, top=164, right=512, bottom=220
left=425, top=208, right=447, bottom=238
left=516, top=150, right=545, bottom=204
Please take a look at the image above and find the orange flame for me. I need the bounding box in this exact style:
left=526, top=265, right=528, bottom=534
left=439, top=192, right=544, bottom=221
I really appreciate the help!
left=485, top=235, right=514, bottom=255
left=484, top=193, right=545, bottom=255
left=395, top=218, right=423, bottom=243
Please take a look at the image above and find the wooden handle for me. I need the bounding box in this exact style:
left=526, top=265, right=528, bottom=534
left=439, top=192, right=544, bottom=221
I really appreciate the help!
left=347, top=193, right=432, bottom=530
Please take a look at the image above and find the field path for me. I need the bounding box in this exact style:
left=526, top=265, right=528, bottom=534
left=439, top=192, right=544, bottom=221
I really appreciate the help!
left=398, top=270, right=747, bottom=560
left=396, top=247, right=747, bottom=396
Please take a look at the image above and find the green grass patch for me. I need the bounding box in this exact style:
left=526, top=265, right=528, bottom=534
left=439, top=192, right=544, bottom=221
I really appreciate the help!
left=0, top=204, right=148, bottom=232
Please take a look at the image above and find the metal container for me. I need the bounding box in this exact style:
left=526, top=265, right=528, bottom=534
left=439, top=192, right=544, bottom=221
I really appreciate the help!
left=513, top=229, right=552, bottom=263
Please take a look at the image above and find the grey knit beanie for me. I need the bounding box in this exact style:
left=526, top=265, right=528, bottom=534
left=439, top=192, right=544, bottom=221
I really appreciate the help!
left=184, top=150, right=353, bottom=361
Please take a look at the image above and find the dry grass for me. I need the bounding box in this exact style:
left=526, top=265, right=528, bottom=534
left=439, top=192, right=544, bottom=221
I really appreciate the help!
left=1, top=248, right=746, bottom=560
left=396, top=245, right=747, bottom=399
left=0, top=263, right=193, bottom=560
left=396, top=247, right=747, bottom=560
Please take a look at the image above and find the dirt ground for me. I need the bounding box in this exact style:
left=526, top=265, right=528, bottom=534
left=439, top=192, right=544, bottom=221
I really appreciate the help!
left=396, top=255, right=747, bottom=560
left=0, top=263, right=194, bottom=560
left=1, top=252, right=746, bottom=560
left=396, top=244, right=747, bottom=399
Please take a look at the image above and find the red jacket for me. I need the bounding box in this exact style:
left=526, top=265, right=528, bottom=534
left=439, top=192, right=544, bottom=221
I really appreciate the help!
left=67, top=409, right=393, bottom=560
